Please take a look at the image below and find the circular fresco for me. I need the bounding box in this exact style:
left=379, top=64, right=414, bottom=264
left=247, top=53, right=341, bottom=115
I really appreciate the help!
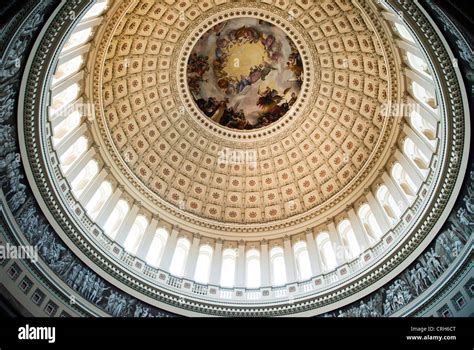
left=187, top=18, right=304, bottom=130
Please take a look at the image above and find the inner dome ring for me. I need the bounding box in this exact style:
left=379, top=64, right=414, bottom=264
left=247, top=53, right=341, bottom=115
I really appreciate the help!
left=175, top=8, right=315, bottom=142
left=186, top=17, right=304, bottom=131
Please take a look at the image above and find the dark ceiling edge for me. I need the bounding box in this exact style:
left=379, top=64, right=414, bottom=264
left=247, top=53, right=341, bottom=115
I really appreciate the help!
left=0, top=284, right=33, bottom=318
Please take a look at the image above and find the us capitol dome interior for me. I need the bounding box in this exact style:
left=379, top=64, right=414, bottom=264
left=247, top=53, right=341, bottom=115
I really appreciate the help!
left=0, top=0, right=472, bottom=318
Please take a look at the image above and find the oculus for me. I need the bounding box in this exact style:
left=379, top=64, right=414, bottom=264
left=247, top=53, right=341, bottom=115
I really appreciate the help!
left=187, top=18, right=304, bottom=130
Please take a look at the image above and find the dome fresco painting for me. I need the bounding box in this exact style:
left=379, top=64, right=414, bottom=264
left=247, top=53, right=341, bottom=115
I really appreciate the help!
left=187, top=18, right=303, bottom=130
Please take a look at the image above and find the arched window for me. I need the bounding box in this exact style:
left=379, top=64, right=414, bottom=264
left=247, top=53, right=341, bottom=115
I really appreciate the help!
left=52, top=56, right=84, bottom=85
left=412, top=81, right=437, bottom=109
left=394, top=23, right=415, bottom=43
left=270, top=247, right=286, bottom=286
left=169, top=237, right=190, bottom=277
left=376, top=185, right=402, bottom=224
left=194, top=244, right=213, bottom=284
left=63, top=28, right=93, bottom=51
left=83, top=1, right=109, bottom=19
left=403, top=137, right=430, bottom=171
left=145, top=228, right=168, bottom=267
left=293, top=241, right=312, bottom=280
left=337, top=220, right=361, bottom=259
left=51, top=83, right=81, bottom=114
left=392, top=162, right=418, bottom=199
left=103, top=199, right=129, bottom=238
left=358, top=204, right=382, bottom=243
left=410, top=109, right=436, bottom=141
left=246, top=249, right=261, bottom=288
left=316, top=232, right=337, bottom=272
left=406, top=52, right=430, bottom=77
left=123, top=215, right=148, bottom=254
left=53, top=110, right=81, bottom=143
left=85, top=181, right=112, bottom=219
left=70, top=159, right=98, bottom=197
left=59, top=136, right=88, bottom=170
left=220, top=248, right=237, bottom=288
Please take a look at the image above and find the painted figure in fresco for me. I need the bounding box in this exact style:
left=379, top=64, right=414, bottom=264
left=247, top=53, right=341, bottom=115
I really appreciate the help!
left=426, top=248, right=444, bottom=277
left=464, top=195, right=474, bottom=214
left=409, top=268, right=423, bottom=295
left=415, top=263, right=431, bottom=290
left=210, top=99, right=229, bottom=124
left=257, top=87, right=282, bottom=111
left=236, top=75, right=252, bottom=93
left=449, top=231, right=463, bottom=257
left=188, top=18, right=303, bottom=130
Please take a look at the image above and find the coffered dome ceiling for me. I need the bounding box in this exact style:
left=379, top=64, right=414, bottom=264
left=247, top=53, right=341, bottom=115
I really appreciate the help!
left=91, top=0, right=400, bottom=231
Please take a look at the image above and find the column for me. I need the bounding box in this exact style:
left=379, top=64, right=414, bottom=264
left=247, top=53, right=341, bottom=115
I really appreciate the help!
left=70, top=17, right=102, bottom=35
left=58, top=44, right=90, bottom=66
left=381, top=11, right=404, bottom=24
left=305, top=229, right=322, bottom=276
left=54, top=123, right=87, bottom=156
left=114, top=204, right=140, bottom=246
left=327, top=222, right=346, bottom=266
left=347, top=208, right=370, bottom=251
left=51, top=70, right=84, bottom=99
left=78, top=168, right=107, bottom=204
left=235, top=240, right=246, bottom=288
left=394, top=149, right=424, bottom=188
left=403, top=124, right=434, bottom=158
left=405, top=67, right=434, bottom=93
left=405, top=106, right=438, bottom=142
left=209, top=239, right=223, bottom=285
left=64, top=147, right=96, bottom=182
left=184, top=234, right=201, bottom=280
left=411, top=96, right=440, bottom=124
left=382, top=172, right=409, bottom=211
left=136, top=218, right=159, bottom=259
left=260, top=240, right=271, bottom=287
left=159, top=227, right=179, bottom=271
left=49, top=97, right=84, bottom=128
left=95, top=187, right=122, bottom=227
left=283, top=236, right=296, bottom=283
left=396, top=39, right=421, bottom=56
left=366, top=192, right=391, bottom=233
